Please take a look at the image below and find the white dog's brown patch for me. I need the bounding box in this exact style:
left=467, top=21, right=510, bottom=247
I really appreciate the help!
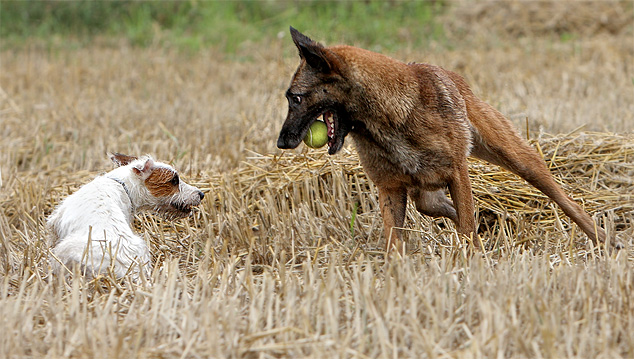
left=145, top=167, right=179, bottom=197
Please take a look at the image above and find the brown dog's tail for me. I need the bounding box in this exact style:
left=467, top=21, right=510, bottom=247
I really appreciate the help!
left=447, top=71, right=606, bottom=245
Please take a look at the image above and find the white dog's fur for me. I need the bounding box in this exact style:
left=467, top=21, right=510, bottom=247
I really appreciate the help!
left=47, top=153, right=204, bottom=280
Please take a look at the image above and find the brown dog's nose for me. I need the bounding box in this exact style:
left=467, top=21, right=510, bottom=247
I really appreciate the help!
left=277, top=134, right=294, bottom=149
left=277, top=131, right=303, bottom=150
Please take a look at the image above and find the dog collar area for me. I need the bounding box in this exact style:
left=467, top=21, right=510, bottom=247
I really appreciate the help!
left=108, top=177, right=133, bottom=208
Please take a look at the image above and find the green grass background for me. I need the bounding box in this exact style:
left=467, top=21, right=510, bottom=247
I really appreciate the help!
left=1, top=1, right=446, bottom=52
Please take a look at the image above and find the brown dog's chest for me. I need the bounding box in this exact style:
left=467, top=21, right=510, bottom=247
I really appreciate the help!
left=350, top=130, right=457, bottom=190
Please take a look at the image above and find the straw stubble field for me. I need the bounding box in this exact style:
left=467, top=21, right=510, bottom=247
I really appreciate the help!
left=1, top=4, right=634, bottom=358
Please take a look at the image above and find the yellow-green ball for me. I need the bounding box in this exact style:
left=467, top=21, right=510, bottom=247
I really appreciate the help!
left=303, top=121, right=328, bottom=148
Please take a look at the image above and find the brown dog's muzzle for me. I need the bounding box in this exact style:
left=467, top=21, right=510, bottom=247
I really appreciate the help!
left=277, top=112, right=313, bottom=150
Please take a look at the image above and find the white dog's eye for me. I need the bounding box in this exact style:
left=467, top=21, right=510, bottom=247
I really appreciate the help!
left=170, top=174, right=180, bottom=186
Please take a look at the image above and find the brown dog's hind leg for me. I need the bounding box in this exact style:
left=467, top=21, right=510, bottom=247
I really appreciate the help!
left=471, top=132, right=607, bottom=245
left=409, top=188, right=458, bottom=222
left=378, top=186, right=408, bottom=254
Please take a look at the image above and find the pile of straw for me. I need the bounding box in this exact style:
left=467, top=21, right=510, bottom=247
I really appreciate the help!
left=197, top=131, right=633, bottom=253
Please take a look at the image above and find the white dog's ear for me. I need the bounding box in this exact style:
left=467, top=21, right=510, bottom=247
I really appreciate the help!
left=132, top=157, right=155, bottom=178
left=110, top=153, right=138, bottom=167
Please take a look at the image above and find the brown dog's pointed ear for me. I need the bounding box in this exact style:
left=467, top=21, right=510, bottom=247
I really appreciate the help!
left=290, top=26, right=338, bottom=74
left=110, top=153, right=138, bottom=167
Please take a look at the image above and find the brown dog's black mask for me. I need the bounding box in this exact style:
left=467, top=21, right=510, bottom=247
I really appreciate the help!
left=276, top=27, right=354, bottom=155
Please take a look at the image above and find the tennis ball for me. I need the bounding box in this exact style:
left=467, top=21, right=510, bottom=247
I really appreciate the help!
left=303, top=121, right=328, bottom=148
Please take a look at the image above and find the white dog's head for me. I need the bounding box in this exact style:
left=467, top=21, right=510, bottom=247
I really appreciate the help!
left=108, top=153, right=204, bottom=218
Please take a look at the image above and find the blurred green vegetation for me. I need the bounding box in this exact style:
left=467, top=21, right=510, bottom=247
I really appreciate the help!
left=0, top=1, right=446, bottom=53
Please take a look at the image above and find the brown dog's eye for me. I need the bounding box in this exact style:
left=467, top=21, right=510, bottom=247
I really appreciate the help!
left=292, top=95, right=302, bottom=104
left=170, top=174, right=180, bottom=186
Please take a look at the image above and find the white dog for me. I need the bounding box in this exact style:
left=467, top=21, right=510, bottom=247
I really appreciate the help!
left=47, top=153, right=204, bottom=280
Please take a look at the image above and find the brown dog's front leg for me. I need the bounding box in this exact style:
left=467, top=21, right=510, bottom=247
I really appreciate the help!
left=378, top=186, right=408, bottom=254
left=448, top=165, right=477, bottom=247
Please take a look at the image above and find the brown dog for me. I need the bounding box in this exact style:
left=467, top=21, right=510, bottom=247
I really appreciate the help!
left=277, top=27, right=606, bottom=253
